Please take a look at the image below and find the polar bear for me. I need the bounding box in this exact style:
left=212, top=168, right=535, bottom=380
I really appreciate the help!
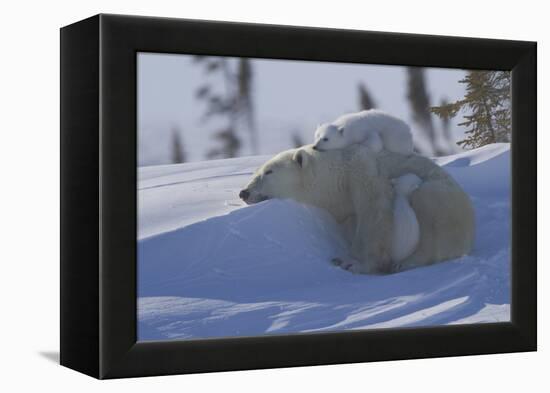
left=239, top=145, right=474, bottom=274
left=313, top=110, right=414, bottom=155
left=391, top=173, right=422, bottom=264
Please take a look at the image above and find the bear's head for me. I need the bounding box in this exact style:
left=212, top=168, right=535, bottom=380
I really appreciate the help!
left=239, top=148, right=311, bottom=205
left=312, top=123, right=347, bottom=151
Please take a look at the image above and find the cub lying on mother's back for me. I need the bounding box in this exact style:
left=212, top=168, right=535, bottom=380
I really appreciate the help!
left=313, top=110, right=414, bottom=155
left=239, top=145, right=475, bottom=274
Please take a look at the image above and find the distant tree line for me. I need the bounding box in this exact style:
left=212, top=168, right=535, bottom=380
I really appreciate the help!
left=181, top=59, right=510, bottom=162
left=193, top=56, right=257, bottom=159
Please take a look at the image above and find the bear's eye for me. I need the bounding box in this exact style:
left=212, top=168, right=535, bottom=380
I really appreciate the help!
left=323, top=137, right=328, bottom=142
left=264, top=170, right=273, bottom=175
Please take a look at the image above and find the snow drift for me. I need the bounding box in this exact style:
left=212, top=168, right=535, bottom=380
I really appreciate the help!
left=137, top=143, right=511, bottom=341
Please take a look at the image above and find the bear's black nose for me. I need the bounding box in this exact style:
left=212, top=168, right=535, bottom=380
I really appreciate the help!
left=239, top=189, right=250, bottom=201
left=312, top=146, right=318, bottom=150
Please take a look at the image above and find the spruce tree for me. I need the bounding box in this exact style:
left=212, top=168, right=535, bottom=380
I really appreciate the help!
left=194, top=56, right=257, bottom=159
left=406, top=67, right=444, bottom=156
left=430, top=70, right=511, bottom=149
left=357, top=82, right=377, bottom=110
left=237, top=58, right=258, bottom=154
left=171, top=126, right=186, bottom=164
left=206, top=128, right=241, bottom=159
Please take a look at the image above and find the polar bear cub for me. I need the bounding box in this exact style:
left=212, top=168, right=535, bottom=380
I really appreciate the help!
left=391, top=173, right=422, bottom=263
left=313, top=110, right=414, bottom=155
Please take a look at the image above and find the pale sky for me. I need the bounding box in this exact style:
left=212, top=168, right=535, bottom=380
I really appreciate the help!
left=138, top=52, right=469, bottom=166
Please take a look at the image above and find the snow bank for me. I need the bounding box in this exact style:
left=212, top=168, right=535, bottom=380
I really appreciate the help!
left=138, top=144, right=511, bottom=341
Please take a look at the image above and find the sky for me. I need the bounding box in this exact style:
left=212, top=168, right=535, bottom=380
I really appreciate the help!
left=137, top=52, right=469, bottom=166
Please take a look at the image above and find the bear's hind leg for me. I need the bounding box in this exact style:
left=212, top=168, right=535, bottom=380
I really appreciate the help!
left=349, top=176, right=395, bottom=274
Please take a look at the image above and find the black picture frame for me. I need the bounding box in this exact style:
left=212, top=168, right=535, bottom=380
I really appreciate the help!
left=60, top=14, right=537, bottom=379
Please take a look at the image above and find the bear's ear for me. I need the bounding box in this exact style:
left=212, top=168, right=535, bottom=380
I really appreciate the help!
left=338, top=126, right=344, bottom=135
left=293, top=149, right=307, bottom=168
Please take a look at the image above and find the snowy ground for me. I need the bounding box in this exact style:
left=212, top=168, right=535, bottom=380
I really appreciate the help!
left=137, top=143, right=511, bottom=341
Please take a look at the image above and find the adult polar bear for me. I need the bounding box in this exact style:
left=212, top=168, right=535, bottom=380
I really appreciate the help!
left=239, top=145, right=475, bottom=274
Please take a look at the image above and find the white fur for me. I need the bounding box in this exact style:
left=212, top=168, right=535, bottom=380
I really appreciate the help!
left=241, top=145, right=475, bottom=274
left=313, top=110, right=413, bottom=155
left=391, top=174, right=422, bottom=263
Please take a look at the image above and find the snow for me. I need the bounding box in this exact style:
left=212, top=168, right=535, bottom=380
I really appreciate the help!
left=137, top=143, right=511, bottom=341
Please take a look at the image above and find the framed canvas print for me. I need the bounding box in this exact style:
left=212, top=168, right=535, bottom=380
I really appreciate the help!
left=60, top=14, right=536, bottom=379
